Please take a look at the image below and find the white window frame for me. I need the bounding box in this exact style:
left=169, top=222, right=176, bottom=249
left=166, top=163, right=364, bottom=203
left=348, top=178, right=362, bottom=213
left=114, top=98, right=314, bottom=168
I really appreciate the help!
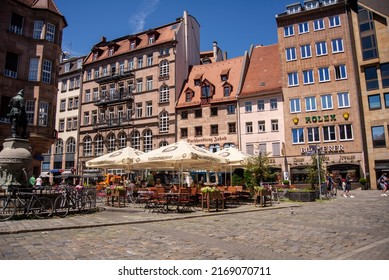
left=329, top=15, right=341, bottom=28
left=159, top=85, right=169, bottom=103
left=46, top=22, right=55, bottom=42
left=318, top=67, right=330, bottom=82
left=246, top=122, right=253, bottom=134
left=257, top=100, right=265, bottom=111
left=316, top=41, right=328, bottom=56
left=321, top=94, right=333, bottom=110
left=307, top=127, right=320, bottom=143
left=39, top=101, right=49, bottom=126
left=290, top=98, right=301, bottom=113
left=159, top=112, right=169, bottom=133
left=42, top=59, right=52, bottom=84
left=33, top=20, right=43, bottom=39
left=339, top=124, right=353, bottom=141
left=28, top=58, right=39, bottom=81
left=284, top=25, right=294, bottom=37
left=288, top=72, right=299, bottom=86
left=270, top=98, right=278, bottom=110
left=298, top=22, right=309, bottom=34
left=146, top=101, right=152, bottom=117
left=313, top=19, right=325, bottom=31
left=323, top=125, right=336, bottom=142
left=271, top=119, right=279, bottom=132
left=303, top=69, right=314, bottom=84
left=26, top=100, right=35, bottom=125
left=300, top=44, right=312, bottom=59
left=286, top=47, right=297, bottom=61
left=331, top=38, right=344, bottom=53
left=245, top=101, right=252, bottom=113
left=258, top=121, right=265, bottom=133
left=335, top=64, right=347, bottom=80
left=337, top=92, right=350, bottom=108
left=292, top=128, right=304, bottom=144
left=305, top=96, right=317, bottom=112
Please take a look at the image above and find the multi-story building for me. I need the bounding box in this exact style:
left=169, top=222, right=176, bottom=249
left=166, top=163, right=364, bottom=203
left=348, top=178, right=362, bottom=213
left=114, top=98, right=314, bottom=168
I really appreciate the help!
left=176, top=55, right=245, bottom=151
left=0, top=0, right=67, bottom=176
left=276, top=0, right=366, bottom=184
left=350, top=0, right=389, bottom=188
left=42, top=55, right=85, bottom=176
left=238, top=44, right=285, bottom=177
left=78, top=11, right=200, bottom=175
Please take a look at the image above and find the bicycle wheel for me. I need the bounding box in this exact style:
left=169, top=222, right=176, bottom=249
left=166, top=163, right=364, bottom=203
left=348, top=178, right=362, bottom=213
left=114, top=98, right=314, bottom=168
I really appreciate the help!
left=54, top=195, right=69, bottom=218
left=0, top=197, right=16, bottom=221
left=79, top=195, right=92, bottom=214
left=32, top=197, right=53, bottom=219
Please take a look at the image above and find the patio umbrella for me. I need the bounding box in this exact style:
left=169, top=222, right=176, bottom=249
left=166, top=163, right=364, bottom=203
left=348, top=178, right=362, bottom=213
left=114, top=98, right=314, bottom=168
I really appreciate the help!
left=134, top=140, right=227, bottom=171
left=85, top=146, right=144, bottom=169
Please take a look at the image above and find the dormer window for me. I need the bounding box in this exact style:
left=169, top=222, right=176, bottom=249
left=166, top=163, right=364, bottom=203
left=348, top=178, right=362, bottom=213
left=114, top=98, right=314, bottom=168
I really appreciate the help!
left=200, top=80, right=214, bottom=99
left=185, top=91, right=193, bottom=102
left=64, top=62, right=70, bottom=73
left=322, top=0, right=337, bottom=6
left=287, top=4, right=301, bottom=14
left=194, top=73, right=203, bottom=86
left=130, top=40, right=136, bottom=50
left=223, top=83, right=232, bottom=97
left=93, top=52, right=98, bottom=61
left=77, top=59, right=83, bottom=69
left=148, top=35, right=155, bottom=45
left=304, top=0, right=319, bottom=10
left=109, top=48, right=114, bottom=56
left=220, top=69, right=230, bottom=81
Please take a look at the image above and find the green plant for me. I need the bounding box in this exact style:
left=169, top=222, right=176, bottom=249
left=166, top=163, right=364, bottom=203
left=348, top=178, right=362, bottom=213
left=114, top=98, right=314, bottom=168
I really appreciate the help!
left=282, top=179, right=290, bottom=185
left=231, top=174, right=244, bottom=186
left=359, top=178, right=367, bottom=185
left=243, top=152, right=276, bottom=189
left=306, top=154, right=325, bottom=190
left=288, top=188, right=315, bottom=192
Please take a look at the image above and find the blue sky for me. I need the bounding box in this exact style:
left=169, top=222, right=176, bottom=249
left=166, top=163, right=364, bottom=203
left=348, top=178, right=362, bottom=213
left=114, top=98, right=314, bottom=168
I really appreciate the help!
left=55, top=0, right=293, bottom=59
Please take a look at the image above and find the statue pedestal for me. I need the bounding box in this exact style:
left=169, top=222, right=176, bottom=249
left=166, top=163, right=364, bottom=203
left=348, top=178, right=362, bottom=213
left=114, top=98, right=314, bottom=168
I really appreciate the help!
left=0, top=138, right=32, bottom=189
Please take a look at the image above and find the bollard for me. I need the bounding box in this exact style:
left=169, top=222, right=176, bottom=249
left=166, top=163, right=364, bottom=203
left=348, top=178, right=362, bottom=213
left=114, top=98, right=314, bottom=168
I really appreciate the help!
left=290, top=206, right=294, bottom=215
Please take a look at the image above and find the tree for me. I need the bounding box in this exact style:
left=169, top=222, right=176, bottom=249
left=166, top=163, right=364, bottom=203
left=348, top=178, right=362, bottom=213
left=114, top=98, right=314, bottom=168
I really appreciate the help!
left=306, top=154, right=325, bottom=190
left=243, top=153, right=275, bottom=189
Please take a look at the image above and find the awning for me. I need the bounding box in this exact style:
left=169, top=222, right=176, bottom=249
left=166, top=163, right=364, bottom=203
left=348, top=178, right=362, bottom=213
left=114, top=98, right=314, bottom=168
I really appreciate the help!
left=50, top=169, right=63, bottom=173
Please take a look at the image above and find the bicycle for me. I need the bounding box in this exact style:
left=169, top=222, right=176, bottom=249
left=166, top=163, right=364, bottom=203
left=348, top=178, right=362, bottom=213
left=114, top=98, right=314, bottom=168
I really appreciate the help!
left=53, top=185, right=92, bottom=218
left=0, top=187, right=53, bottom=221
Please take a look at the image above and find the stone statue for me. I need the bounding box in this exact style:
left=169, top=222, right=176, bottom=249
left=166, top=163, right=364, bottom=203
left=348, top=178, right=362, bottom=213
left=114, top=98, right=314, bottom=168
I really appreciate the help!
left=8, top=89, right=28, bottom=138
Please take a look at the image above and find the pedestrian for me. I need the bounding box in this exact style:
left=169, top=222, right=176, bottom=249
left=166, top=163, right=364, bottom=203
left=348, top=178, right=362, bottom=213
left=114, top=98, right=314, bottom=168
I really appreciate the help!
left=35, top=176, right=42, bottom=189
left=341, top=178, right=346, bottom=196
left=378, top=173, right=388, bottom=197
left=29, top=174, right=36, bottom=187
left=343, top=175, right=354, bottom=198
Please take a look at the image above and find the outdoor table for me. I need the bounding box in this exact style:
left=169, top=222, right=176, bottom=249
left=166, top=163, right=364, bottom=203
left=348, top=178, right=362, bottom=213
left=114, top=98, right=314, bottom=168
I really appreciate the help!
left=201, top=192, right=224, bottom=212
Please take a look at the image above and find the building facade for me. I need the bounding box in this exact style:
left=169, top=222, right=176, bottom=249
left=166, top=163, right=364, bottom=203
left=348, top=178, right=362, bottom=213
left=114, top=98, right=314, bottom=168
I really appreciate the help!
left=0, top=0, right=67, bottom=176
left=276, top=0, right=366, bottom=184
left=238, top=44, right=285, bottom=177
left=350, top=0, right=389, bottom=188
left=78, top=11, right=200, bottom=175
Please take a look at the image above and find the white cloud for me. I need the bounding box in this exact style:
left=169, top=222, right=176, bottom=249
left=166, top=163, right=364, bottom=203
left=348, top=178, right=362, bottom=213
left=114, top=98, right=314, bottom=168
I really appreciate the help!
left=129, top=0, right=160, bottom=33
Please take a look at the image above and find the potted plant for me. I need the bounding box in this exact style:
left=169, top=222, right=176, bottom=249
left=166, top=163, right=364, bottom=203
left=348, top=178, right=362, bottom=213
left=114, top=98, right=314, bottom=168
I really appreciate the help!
left=286, top=188, right=316, bottom=202
left=282, top=179, right=290, bottom=186
left=359, top=178, right=368, bottom=190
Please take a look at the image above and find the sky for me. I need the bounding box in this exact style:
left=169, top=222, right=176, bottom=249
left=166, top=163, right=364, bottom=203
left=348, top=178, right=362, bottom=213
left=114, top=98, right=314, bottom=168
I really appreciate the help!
left=55, top=0, right=294, bottom=59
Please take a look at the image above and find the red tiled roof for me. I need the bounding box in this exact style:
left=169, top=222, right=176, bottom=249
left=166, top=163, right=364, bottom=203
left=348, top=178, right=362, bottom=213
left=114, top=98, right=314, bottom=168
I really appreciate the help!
left=177, top=56, right=244, bottom=108
left=240, top=44, right=282, bottom=97
left=17, top=0, right=67, bottom=26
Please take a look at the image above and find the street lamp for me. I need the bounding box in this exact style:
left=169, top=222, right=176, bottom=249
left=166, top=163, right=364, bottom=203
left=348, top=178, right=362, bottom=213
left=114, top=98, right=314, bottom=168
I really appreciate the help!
left=307, top=144, right=321, bottom=199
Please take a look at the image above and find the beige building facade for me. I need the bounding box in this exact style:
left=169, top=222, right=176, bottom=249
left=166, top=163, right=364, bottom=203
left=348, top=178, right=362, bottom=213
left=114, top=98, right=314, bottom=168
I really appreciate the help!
left=276, top=0, right=366, bottom=184
left=0, top=0, right=67, bottom=176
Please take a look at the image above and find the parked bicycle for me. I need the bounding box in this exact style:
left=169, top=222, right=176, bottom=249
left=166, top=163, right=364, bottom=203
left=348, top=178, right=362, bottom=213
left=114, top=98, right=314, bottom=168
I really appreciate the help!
left=53, top=185, right=92, bottom=218
left=0, top=187, right=53, bottom=221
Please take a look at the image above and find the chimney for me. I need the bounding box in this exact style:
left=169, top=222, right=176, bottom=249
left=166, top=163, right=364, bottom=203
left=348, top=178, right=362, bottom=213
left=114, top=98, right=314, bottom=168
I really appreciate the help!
left=213, top=41, right=219, bottom=62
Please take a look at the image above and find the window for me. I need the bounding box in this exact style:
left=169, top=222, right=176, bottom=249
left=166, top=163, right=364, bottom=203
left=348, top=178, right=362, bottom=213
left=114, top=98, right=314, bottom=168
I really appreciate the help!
left=323, top=126, right=336, bottom=141
left=303, top=69, right=314, bottom=84
left=59, top=119, right=65, bottom=132
left=298, top=22, right=309, bottom=34
left=159, top=60, right=169, bottom=77
left=270, top=98, right=277, bottom=110
left=26, top=100, right=35, bottom=125
left=60, top=99, right=66, bottom=111
left=85, top=90, right=91, bottom=102
left=209, top=144, right=220, bottom=153
left=39, top=101, right=49, bottom=126
left=195, top=126, right=202, bottom=136
left=210, top=124, right=218, bottom=135
left=66, top=118, right=72, bottom=131
left=335, top=64, right=347, bottom=80
left=5, top=52, right=18, bottom=78
left=305, top=96, right=317, bottom=111
left=74, top=97, right=79, bottom=109
left=195, top=109, right=202, bottom=118
left=314, top=19, right=325, bottom=31
left=83, top=112, right=89, bottom=125
left=372, top=126, right=386, bottom=147
left=288, top=72, right=299, bottom=86
left=365, top=66, right=379, bottom=90
left=339, top=124, right=353, bottom=141
left=292, top=128, right=304, bottom=144
left=159, top=85, right=170, bottom=103
left=201, top=85, right=211, bottom=98
left=94, top=69, right=99, bottom=79
left=181, top=111, right=188, bottom=119
left=146, top=101, right=152, bottom=117
left=332, top=38, right=344, bottom=53
left=83, top=136, right=92, bottom=156
left=108, top=48, right=114, bottom=57
left=329, top=15, right=341, bottom=28
left=146, top=76, right=153, bottom=91
left=272, top=142, right=281, bottom=156
left=290, top=98, right=301, bottom=113
left=136, top=79, right=143, bottom=93
left=147, top=54, right=153, bottom=66
left=28, top=58, right=39, bottom=81
left=321, top=94, right=333, bottom=110
left=42, top=60, right=52, bottom=84
left=286, top=47, right=297, bottom=61
left=33, top=20, right=43, bottom=39
left=46, top=23, right=55, bottom=42
left=361, top=35, right=378, bottom=60
left=300, top=44, right=312, bottom=59
left=316, top=41, right=327, bottom=56
left=185, top=92, right=192, bottom=102
left=245, top=101, right=252, bottom=113
left=131, top=131, right=140, bottom=150
left=9, top=13, right=23, bottom=35
left=307, top=127, right=320, bottom=143
left=227, top=105, right=236, bottom=114
left=223, top=86, right=231, bottom=97
left=246, top=144, right=254, bottom=155
left=181, top=128, right=188, bottom=138
left=128, top=58, right=134, bottom=70
left=136, top=103, right=142, bottom=118
left=118, top=132, right=127, bottom=149
left=271, top=120, right=279, bottom=132
left=86, top=70, right=91, bottom=81
left=257, top=100, right=264, bottom=111
left=159, top=111, right=169, bottom=133
left=258, top=121, right=265, bottom=133
left=210, top=107, right=218, bottom=116
left=318, top=67, right=330, bottom=82
left=55, top=139, right=63, bottom=154
left=72, top=117, right=78, bottom=130
left=384, top=93, right=389, bottom=108
left=95, top=135, right=104, bottom=156
left=337, top=92, right=350, bottom=108
left=137, top=56, right=143, bottom=68
left=246, top=122, right=253, bottom=133
left=284, top=25, right=294, bottom=37
left=368, top=94, right=381, bottom=110
left=228, top=123, right=236, bottom=133
left=148, top=35, right=155, bottom=45
left=68, top=98, right=73, bottom=110
left=381, top=63, right=389, bottom=88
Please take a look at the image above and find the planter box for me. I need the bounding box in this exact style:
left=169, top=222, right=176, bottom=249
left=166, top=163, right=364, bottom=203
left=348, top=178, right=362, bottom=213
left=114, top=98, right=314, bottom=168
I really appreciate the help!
left=286, top=191, right=316, bottom=202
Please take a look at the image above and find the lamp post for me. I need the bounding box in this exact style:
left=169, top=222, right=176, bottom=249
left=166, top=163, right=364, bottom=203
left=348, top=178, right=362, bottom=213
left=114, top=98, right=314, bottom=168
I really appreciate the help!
left=308, top=144, right=321, bottom=199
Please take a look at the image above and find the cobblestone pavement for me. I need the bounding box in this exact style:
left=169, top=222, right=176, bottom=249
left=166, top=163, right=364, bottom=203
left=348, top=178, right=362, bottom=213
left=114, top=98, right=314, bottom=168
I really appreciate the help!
left=0, top=189, right=388, bottom=260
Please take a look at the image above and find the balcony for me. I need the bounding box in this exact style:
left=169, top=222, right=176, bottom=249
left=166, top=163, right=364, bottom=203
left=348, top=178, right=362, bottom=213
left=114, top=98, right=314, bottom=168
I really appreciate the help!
left=93, top=90, right=134, bottom=106
left=92, top=116, right=133, bottom=130
left=95, top=69, right=134, bottom=84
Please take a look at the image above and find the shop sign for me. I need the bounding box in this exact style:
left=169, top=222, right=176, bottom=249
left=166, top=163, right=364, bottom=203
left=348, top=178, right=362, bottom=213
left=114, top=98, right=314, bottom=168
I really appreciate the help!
left=187, top=136, right=227, bottom=144
left=305, top=114, right=336, bottom=124
left=301, top=144, right=344, bottom=154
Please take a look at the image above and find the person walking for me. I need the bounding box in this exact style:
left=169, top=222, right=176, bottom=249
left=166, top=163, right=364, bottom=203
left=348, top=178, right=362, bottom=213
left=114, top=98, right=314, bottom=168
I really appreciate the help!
left=29, top=174, right=36, bottom=187
left=35, top=176, right=42, bottom=189
left=378, top=173, right=388, bottom=197
left=343, top=175, right=354, bottom=198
